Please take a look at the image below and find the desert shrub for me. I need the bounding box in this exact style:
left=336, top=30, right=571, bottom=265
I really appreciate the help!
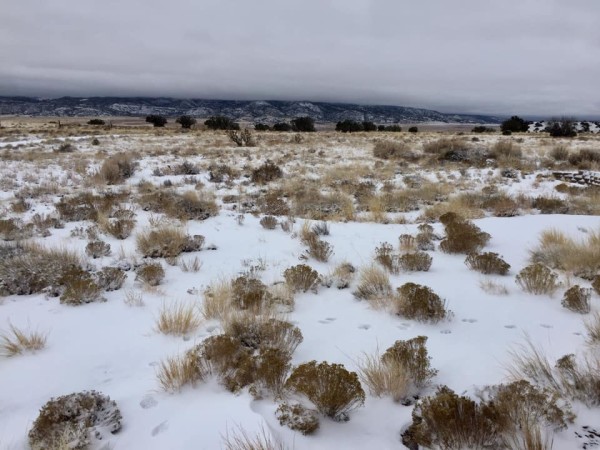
left=568, top=148, right=600, bottom=167
left=136, top=226, right=188, bottom=258
left=275, top=402, right=319, bottom=435
left=398, top=252, right=432, bottom=272
left=311, top=221, right=330, bottom=236
left=492, top=140, right=522, bottom=158
left=284, top=264, right=319, bottom=293
left=139, top=189, right=218, bottom=221
left=85, top=240, right=111, bottom=258
left=515, top=263, right=559, bottom=295
left=56, top=142, right=76, bottom=153
left=300, top=232, right=333, bottom=262
left=501, top=115, right=529, bottom=133
left=204, top=115, right=239, bottom=130
left=399, top=234, right=417, bottom=252
left=382, top=336, right=438, bottom=390
left=260, top=215, right=278, bottom=230
left=331, top=262, right=356, bottom=289
left=251, top=161, right=283, bottom=184
left=547, top=118, right=577, bottom=138
left=59, top=266, right=105, bottom=305
left=96, top=267, right=126, bottom=291
left=561, top=285, right=591, bottom=313
left=99, top=217, right=136, bottom=239
left=135, top=262, right=165, bottom=286
left=373, top=141, right=410, bottom=159
left=231, top=276, right=271, bottom=312
left=228, top=128, right=256, bottom=147
left=423, top=138, right=468, bottom=157
left=0, top=218, right=34, bottom=241
left=171, top=160, right=200, bottom=175
left=28, top=391, right=122, bottom=450
left=358, top=351, right=411, bottom=403
left=0, top=245, right=81, bottom=296
left=0, top=323, right=47, bottom=356
left=285, top=361, right=365, bottom=421
left=223, top=316, right=303, bottom=355
left=146, top=114, right=167, bottom=127
left=550, top=145, right=569, bottom=161
left=253, top=347, right=292, bottom=396
left=87, top=118, right=105, bottom=125
left=408, top=126, right=418, bottom=133
left=157, top=351, right=204, bottom=392
left=405, top=386, right=500, bottom=450
left=532, top=196, right=568, bottom=214
left=440, top=217, right=490, bottom=254
left=394, top=283, right=448, bottom=323
left=176, top=115, right=197, bottom=129
left=465, top=252, right=510, bottom=275
left=353, top=265, right=392, bottom=303
left=374, top=242, right=400, bottom=274
left=593, top=275, right=600, bottom=295
left=586, top=312, right=600, bottom=346
left=156, top=301, right=201, bottom=335
left=55, top=192, right=128, bottom=222
left=99, top=153, right=137, bottom=184
left=290, top=116, right=315, bottom=132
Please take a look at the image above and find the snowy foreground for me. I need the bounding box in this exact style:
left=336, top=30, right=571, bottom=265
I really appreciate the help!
left=0, top=129, right=599, bottom=449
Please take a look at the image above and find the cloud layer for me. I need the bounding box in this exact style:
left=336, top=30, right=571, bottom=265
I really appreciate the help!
left=1, top=0, right=599, bottom=115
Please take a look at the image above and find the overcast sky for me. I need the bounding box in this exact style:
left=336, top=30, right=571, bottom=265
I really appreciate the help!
left=1, top=0, right=599, bottom=116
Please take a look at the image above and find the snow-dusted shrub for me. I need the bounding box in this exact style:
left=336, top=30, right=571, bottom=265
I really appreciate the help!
left=372, top=141, right=410, bottom=159
left=231, top=276, right=272, bottom=312
left=311, top=221, right=330, bottom=236
left=515, top=263, right=559, bottom=295
left=259, top=215, right=278, bottom=230
left=358, top=351, right=411, bottom=403
left=99, top=152, right=137, bottom=184
left=382, top=336, right=438, bottom=391
left=399, top=234, right=417, bottom=252
left=223, top=316, right=303, bottom=355
left=0, top=323, right=47, bottom=356
left=0, top=218, right=34, bottom=241
left=300, top=232, right=333, bottom=262
left=285, top=361, right=365, bottom=421
left=353, top=265, right=392, bottom=304
left=0, top=244, right=80, bottom=296
left=284, top=264, right=319, bottom=293
left=593, top=275, right=600, bottom=295
left=135, top=262, right=165, bottom=286
left=492, top=140, right=522, bottom=158
left=56, top=192, right=127, bottom=222
left=561, top=285, right=591, bottom=314
left=532, top=196, right=568, bottom=214
left=586, top=312, right=600, bottom=346
left=136, top=226, right=188, bottom=258
left=398, top=252, right=432, bottom=272
left=96, top=267, right=126, bottom=291
left=99, top=217, right=136, bottom=239
left=275, top=402, right=319, bottom=435
left=394, top=283, right=448, bottom=323
left=251, top=161, right=282, bottom=184
left=28, top=391, right=122, bottom=450
left=252, top=347, right=292, bottom=396
left=85, top=240, right=111, bottom=258
left=331, top=262, right=356, bottom=289
left=60, top=267, right=105, bottom=305
left=374, top=242, right=400, bottom=274
left=139, top=189, right=218, bottom=221
left=465, top=252, right=510, bottom=275
left=440, top=214, right=490, bottom=254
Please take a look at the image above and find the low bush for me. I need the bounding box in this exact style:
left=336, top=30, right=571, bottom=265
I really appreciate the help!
left=358, top=351, right=411, bottom=403
left=231, top=276, right=272, bottom=312
left=285, top=361, right=365, bottom=421
left=0, top=218, right=34, bottom=241
left=156, top=301, right=201, bottom=336
left=228, top=129, right=256, bottom=147
left=135, top=262, right=165, bottom=286
left=223, top=316, right=303, bottom=355
left=561, top=285, right=591, bottom=313
left=440, top=216, right=491, bottom=254
left=28, top=391, right=122, bottom=450
left=157, top=351, right=205, bottom=392
left=275, top=402, right=320, bottom=435
left=374, top=242, right=400, bottom=274
left=136, top=227, right=188, bottom=258
left=550, top=145, right=569, bottom=161
left=398, top=252, right=432, bottom=272
left=491, top=140, right=522, bottom=158
left=59, top=266, right=105, bottom=305
left=251, top=161, right=283, bottom=184
left=284, top=264, right=319, bottom=293
left=260, top=215, right=278, bottom=230
left=99, top=153, right=137, bottom=184
left=96, top=267, right=126, bottom=291
left=139, top=189, right=218, bottom=221
left=515, top=263, right=559, bottom=295
left=99, top=217, right=136, bottom=239
left=593, top=275, right=600, bottom=295
left=373, top=141, right=410, bottom=159
left=382, top=336, right=438, bottom=390
left=300, top=232, right=333, bottom=262
left=465, top=252, right=510, bottom=275
left=0, top=323, right=47, bottom=356
left=394, top=283, right=448, bottom=323
left=353, top=265, right=392, bottom=304
left=85, top=240, right=111, bottom=258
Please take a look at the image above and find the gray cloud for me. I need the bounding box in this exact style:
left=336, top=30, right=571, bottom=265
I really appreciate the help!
left=1, top=0, right=599, bottom=116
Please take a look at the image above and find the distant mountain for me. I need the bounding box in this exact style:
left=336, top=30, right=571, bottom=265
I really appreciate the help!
left=0, top=96, right=503, bottom=124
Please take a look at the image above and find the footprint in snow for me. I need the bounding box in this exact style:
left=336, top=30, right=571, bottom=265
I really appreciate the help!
left=504, top=325, right=516, bottom=329
left=140, top=395, right=158, bottom=409
left=151, top=421, right=169, bottom=437
left=440, top=329, right=452, bottom=334
left=462, top=318, right=477, bottom=323
left=325, top=317, right=336, bottom=322
left=540, top=324, right=553, bottom=329
left=358, top=324, right=371, bottom=330
left=148, top=361, right=159, bottom=367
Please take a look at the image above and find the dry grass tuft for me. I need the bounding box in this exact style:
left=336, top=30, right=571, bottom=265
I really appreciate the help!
left=1, top=323, right=47, bottom=356
left=479, top=279, right=510, bottom=296
left=202, top=279, right=233, bottom=320
left=136, top=226, right=188, bottom=258
left=515, top=263, right=560, bottom=295
left=156, top=301, right=201, bottom=336
left=222, top=425, right=287, bottom=450
left=353, top=265, right=392, bottom=307
left=124, top=290, right=145, bottom=307
left=157, top=352, right=204, bottom=392
left=585, top=312, right=600, bottom=347
left=358, top=349, right=412, bottom=403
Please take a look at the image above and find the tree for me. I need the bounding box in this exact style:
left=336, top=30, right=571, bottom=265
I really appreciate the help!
left=145, top=115, right=167, bottom=127
left=204, top=116, right=239, bottom=130
left=87, top=118, right=105, bottom=125
left=176, top=115, right=196, bottom=129
left=291, top=116, right=315, bottom=132
left=273, top=122, right=292, bottom=132
left=500, top=116, right=529, bottom=133
left=254, top=123, right=270, bottom=131
left=362, top=121, right=377, bottom=132
left=336, top=120, right=363, bottom=133
left=472, top=126, right=494, bottom=133
left=546, top=117, right=577, bottom=138
left=408, top=126, right=418, bottom=133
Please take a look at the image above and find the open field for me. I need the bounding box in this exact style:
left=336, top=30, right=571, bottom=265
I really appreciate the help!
left=1, top=122, right=600, bottom=449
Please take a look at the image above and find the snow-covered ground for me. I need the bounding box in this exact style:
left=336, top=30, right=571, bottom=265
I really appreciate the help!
left=0, top=128, right=599, bottom=449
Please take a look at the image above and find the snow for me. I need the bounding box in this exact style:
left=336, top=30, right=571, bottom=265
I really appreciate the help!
left=0, top=131, right=599, bottom=449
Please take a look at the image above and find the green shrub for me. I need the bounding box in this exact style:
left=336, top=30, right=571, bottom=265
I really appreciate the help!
left=465, top=252, right=510, bottom=275
left=394, top=283, right=448, bottom=323
left=515, top=263, right=559, bottom=295
left=28, top=391, right=121, bottom=450
left=561, top=285, right=591, bottom=313
left=284, top=264, right=319, bottom=293
left=285, top=361, right=365, bottom=421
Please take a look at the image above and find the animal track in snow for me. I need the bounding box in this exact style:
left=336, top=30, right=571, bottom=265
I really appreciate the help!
left=358, top=324, right=371, bottom=330
left=462, top=318, right=477, bottom=323
left=140, top=395, right=158, bottom=409
left=540, top=323, right=553, bottom=329
left=151, top=421, right=168, bottom=436
left=504, top=325, right=516, bottom=329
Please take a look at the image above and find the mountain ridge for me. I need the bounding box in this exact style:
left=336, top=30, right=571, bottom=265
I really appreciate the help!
left=0, top=96, right=503, bottom=124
